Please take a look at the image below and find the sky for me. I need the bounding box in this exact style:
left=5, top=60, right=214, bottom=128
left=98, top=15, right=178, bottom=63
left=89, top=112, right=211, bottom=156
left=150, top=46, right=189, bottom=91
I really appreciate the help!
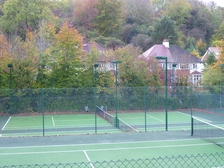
left=200, top=0, right=224, bottom=7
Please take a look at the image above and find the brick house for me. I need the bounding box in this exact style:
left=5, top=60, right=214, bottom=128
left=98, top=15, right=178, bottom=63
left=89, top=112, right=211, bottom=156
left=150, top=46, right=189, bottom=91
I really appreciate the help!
left=139, top=39, right=204, bottom=86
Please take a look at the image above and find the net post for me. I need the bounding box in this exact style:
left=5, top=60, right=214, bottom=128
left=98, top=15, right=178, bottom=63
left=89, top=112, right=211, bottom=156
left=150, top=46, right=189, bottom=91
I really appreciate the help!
left=191, top=117, right=194, bottom=136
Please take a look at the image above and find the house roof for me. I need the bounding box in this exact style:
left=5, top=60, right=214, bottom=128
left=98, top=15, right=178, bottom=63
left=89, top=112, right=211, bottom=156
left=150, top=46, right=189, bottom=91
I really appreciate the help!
left=191, top=70, right=202, bottom=75
left=82, top=40, right=107, bottom=62
left=201, top=47, right=220, bottom=62
left=83, top=42, right=105, bottom=54
left=139, top=44, right=200, bottom=64
left=139, top=44, right=174, bottom=62
left=169, top=45, right=201, bottom=63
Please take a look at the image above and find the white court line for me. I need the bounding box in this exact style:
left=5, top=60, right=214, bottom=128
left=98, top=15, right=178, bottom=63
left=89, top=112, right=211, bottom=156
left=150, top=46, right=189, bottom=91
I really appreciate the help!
left=147, top=114, right=164, bottom=122
left=2, top=116, right=11, bottom=130
left=84, top=150, right=95, bottom=168
left=0, top=143, right=213, bottom=156
left=51, top=117, right=55, bottom=126
left=0, top=138, right=199, bottom=149
left=177, top=112, right=212, bottom=123
left=0, top=134, right=2, bottom=137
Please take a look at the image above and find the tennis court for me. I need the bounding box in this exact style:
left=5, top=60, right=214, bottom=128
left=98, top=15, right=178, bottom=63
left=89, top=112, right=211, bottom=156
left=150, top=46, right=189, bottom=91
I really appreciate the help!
left=0, top=113, right=122, bottom=137
left=0, top=109, right=195, bottom=137
left=2, top=108, right=224, bottom=137
left=0, top=130, right=224, bottom=167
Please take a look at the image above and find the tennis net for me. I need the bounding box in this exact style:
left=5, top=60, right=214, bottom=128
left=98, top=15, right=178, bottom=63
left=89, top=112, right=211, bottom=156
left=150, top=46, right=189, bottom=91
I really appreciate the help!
left=192, top=117, right=224, bottom=148
left=117, top=118, right=139, bottom=133
left=96, top=106, right=139, bottom=133
left=96, top=106, right=115, bottom=126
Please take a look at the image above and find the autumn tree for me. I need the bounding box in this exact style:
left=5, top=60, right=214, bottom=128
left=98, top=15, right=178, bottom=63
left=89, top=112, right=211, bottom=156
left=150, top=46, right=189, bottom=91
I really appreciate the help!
left=202, top=40, right=224, bottom=88
left=110, top=46, right=150, bottom=87
left=212, top=21, right=224, bottom=42
left=196, top=39, right=207, bottom=56
left=0, top=34, right=11, bottom=88
left=46, top=22, right=84, bottom=88
left=11, top=32, right=39, bottom=89
left=73, top=0, right=98, bottom=30
left=165, top=0, right=192, bottom=26
left=0, top=0, right=53, bottom=39
left=94, top=0, right=124, bottom=37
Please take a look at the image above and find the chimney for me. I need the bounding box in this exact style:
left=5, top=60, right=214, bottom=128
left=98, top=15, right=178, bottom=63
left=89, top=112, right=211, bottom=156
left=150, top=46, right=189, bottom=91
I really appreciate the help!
left=163, top=39, right=169, bottom=48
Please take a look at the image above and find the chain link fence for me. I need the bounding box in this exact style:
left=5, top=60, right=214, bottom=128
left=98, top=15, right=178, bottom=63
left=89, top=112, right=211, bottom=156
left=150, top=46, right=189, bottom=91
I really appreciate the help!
left=3, top=152, right=224, bottom=168
left=1, top=86, right=223, bottom=114
left=1, top=86, right=224, bottom=136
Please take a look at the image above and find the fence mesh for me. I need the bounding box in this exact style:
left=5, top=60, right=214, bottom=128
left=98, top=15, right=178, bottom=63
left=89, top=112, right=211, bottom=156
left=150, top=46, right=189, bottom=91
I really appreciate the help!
left=1, top=86, right=224, bottom=136
left=3, top=152, right=224, bottom=168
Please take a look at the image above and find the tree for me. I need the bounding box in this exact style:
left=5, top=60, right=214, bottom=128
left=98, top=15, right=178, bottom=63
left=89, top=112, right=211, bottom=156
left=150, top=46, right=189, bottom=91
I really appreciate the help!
left=109, top=46, right=150, bottom=87
left=73, top=0, right=98, bottom=30
left=93, top=0, right=124, bottom=37
left=124, top=0, right=153, bottom=25
left=0, top=0, right=53, bottom=39
left=205, top=53, right=217, bottom=65
left=196, top=39, right=207, bottom=56
left=93, top=36, right=124, bottom=50
left=131, top=34, right=153, bottom=51
left=46, top=22, right=84, bottom=88
left=11, top=32, right=39, bottom=89
left=151, top=0, right=167, bottom=12
left=151, top=16, right=178, bottom=44
left=182, top=6, right=214, bottom=44
left=202, top=40, right=224, bottom=86
left=212, top=21, right=224, bottom=42
left=165, top=0, right=192, bottom=26
left=0, top=34, right=11, bottom=88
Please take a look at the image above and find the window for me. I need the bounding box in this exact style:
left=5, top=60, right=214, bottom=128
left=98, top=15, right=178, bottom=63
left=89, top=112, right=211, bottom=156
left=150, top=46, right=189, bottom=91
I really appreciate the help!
left=193, top=74, right=202, bottom=86
left=192, top=64, right=197, bottom=69
left=180, top=64, right=188, bottom=69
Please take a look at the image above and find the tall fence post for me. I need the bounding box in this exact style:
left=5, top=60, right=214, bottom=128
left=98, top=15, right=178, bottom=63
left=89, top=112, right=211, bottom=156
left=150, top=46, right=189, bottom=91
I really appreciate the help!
left=144, top=86, right=147, bottom=132
left=94, top=87, right=97, bottom=134
left=42, top=88, right=45, bottom=137
left=191, top=86, right=193, bottom=136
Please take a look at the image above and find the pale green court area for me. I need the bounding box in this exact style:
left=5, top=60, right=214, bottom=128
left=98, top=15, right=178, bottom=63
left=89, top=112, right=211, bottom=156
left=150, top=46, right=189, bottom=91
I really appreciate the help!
left=0, top=111, right=193, bottom=137
left=0, top=132, right=223, bottom=167
left=1, top=110, right=223, bottom=138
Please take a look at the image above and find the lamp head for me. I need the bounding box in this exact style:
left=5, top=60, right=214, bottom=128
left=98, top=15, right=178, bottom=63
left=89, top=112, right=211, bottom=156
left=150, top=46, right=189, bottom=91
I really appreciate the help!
left=156, top=56, right=167, bottom=60
left=94, top=63, right=99, bottom=68
left=112, top=60, right=122, bottom=64
left=8, top=63, right=13, bottom=68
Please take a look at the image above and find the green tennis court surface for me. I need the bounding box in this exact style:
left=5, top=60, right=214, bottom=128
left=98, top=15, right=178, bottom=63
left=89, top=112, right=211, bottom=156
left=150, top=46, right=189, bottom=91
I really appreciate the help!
left=1, top=109, right=224, bottom=167
left=0, top=114, right=122, bottom=137
left=0, top=111, right=192, bottom=137
left=0, top=131, right=224, bottom=167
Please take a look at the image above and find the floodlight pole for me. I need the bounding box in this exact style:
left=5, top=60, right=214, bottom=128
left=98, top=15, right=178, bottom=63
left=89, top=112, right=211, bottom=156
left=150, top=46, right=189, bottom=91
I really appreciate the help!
left=156, top=56, right=168, bottom=131
left=8, top=63, right=13, bottom=115
left=112, top=60, right=122, bottom=128
left=172, top=63, right=177, bottom=110
left=94, top=63, right=99, bottom=133
left=220, top=64, right=224, bottom=109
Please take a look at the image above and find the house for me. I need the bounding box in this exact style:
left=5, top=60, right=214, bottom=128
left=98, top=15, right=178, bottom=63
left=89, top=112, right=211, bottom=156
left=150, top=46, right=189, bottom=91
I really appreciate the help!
left=82, top=39, right=116, bottom=72
left=139, top=39, right=204, bottom=86
left=201, top=47, right=220, bottom=62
